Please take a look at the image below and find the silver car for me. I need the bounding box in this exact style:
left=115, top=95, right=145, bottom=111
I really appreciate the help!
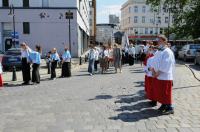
left=178, top=44, right=200, bottom=61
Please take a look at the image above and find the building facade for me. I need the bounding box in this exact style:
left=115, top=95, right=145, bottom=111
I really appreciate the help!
left=0, top=0, right=90, bottom=57
left=109, top=14, right=120, bottom=25
left=96, top=24, right=118, bottom=44
left=121, top=0, right=173, bottom=41
left=89, top=0, right=96, bottom=45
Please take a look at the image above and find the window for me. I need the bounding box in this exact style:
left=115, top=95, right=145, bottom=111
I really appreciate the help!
left=165, top=17, right=169, bottom=23
left=2, top=0, right=9, bottom=7
left=42, top=0, right=49, bottom=7
left=157, top=17, right=161, bottom=23
left=23, top=0, right=29, bottom=7
left=142, top=6, right=146, bottom=13
left=129, top=7, right=131, bottom=13
left=142, top=16, right=145, bottom=23
left=134, top=6, right=138, bottom=13
left=128, top=17, right=131, bottom=23
left=150, top=18, right=154, bottom=24
left=23, top=22, right=30, bottom=34
left=145, top=28, right=148, bottom=34
left=134, top=16, right=138, bottom=23
left=150, top=28, right=153, bottom=34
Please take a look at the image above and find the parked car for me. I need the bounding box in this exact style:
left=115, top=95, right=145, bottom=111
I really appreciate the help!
left=171, top=45, right=184, bottom=58
left=178, top=44, right=200, bottom=61
left=2, top=48, right=21, bottom=71
left=0, top=50, right=4, bottom=63
left=194, top=49, right=200, bottom=65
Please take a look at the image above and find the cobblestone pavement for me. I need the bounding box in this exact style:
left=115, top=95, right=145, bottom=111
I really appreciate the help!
left=0, top=63, right=200, bottom=132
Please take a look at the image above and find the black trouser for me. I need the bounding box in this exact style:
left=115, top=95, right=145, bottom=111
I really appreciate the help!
left=94, top=60, right=99, bottom=71
left=21, top=58, right=31, bottom=83
left=47, top=62, right=51, bottom=74
left=61, top=62, right=71, bottom=77
left=128, top=55, right=135, bottom=66
left=51, top=61, right=58, bottom=79
left=32, top=63, right=40, bottom=83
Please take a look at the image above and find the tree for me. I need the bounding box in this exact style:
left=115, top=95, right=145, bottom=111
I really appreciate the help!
left=147, top=0, right=200, bottom=39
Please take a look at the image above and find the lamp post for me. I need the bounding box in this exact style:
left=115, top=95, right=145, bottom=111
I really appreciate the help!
left=65, top=10, right=73, bottom=54
left=8, top=4, right=16, bottom=48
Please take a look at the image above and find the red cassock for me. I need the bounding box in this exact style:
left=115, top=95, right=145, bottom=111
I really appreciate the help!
left=144, top=75, right=148, bottom=93
left=146, top=77, right=159, bottom=101
left=0, top=74, right=3, bottom=87
left=156, top=79, right=173, bottom=104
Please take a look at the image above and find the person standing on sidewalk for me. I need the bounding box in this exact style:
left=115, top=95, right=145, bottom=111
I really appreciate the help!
left=113, top=44, right=122, bottom=73
left=0, top=62, right=3, bottom=88
left=50, top=48, right=60, bottom=80
left=29, top=45, right=42, bottom=84
left=94, top=47, right=99, bottom=72
left=20, top=42, right=32, bottom=85
left=61, top=47, right=71, bottom=78
left=150, top=35, right=175, bottom=115
left=88, top=45, right=96, bottom=76
left=128, top=44, right=135, bottom=66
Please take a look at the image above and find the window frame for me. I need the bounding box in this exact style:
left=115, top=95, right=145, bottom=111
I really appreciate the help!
left=23, top=22, right=30, bottom=34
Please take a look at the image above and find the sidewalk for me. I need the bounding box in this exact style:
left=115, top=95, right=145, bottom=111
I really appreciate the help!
left=2, top=58, right=86, bottom=85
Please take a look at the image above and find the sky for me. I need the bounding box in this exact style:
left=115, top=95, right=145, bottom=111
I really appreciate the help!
left=97, top=0, right=127, bottom=24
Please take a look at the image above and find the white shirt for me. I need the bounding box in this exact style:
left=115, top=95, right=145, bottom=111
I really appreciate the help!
left=88, top=49, right=96, bottom=60
left=95, top=50, right=99, bottom=60
left=128, top=47, right=135, bottom=55
left=21, top=47, right=32, bottom=58
left=146, top=57, right=154, bottom=77
left=0, top=63, right=2, bottom=74
left=155, top=48, right=175, bottom=80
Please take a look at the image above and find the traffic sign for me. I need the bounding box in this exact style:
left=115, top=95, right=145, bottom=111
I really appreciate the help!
left=11, top=32, right=19, bottom=39
left=65, top=11, right=73, bottom=19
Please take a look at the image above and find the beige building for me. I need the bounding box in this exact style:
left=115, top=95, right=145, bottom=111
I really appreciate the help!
left=121, top=0, right=173, bottom=40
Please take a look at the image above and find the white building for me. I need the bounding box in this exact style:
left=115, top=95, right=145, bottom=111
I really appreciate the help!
left=121, top=0, right=173, bottom=41
left=0, top=0, right=90, bottom=57
left=96, top=24, right=118, bottom=44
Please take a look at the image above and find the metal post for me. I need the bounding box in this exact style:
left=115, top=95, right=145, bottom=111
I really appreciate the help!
left=79, top=56, right=82, bottom=65
left=13, top=5, right=16, bottom=48
left=68, top=11, right=71, bottom=54
left=12, top=66, right=17, bottom=81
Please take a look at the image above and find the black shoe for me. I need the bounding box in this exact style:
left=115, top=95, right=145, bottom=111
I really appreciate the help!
left=158, top=105, right=167, bottom=111
left=161, top=108, right=174, bottom=115
left=150, top=101, right=157, bottom=107
left=22, top=82, right=30, bottom=85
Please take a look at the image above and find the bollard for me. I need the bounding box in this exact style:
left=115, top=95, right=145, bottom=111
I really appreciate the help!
left=12, top=66, right=17, bottom=81
left=85, top=55, right=87, bottom=62
left=79, top=56, right=82, bottom=65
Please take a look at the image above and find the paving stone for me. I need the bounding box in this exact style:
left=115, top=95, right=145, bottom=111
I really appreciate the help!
left=0, top=63, right=199, bottom=131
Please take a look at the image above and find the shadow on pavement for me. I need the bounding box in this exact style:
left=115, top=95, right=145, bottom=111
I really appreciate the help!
left=88, top=95, right=113, bottom=101
left=110, top=90, right=161, bottom=122
left=109, top=109, right=161, bottom=122
left=134, top=81, right=145, bottom=87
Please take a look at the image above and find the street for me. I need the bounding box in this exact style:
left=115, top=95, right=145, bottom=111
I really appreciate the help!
left=0, top=62, right=200, bottom=132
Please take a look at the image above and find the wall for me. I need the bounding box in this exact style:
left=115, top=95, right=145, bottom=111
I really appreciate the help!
left=49, top=0, right=77, bottom=7
left=0, top=9, right=80, bottom=57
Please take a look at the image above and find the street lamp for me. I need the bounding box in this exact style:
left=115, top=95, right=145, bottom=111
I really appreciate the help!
left=8, top=4, right=16, bottom=48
